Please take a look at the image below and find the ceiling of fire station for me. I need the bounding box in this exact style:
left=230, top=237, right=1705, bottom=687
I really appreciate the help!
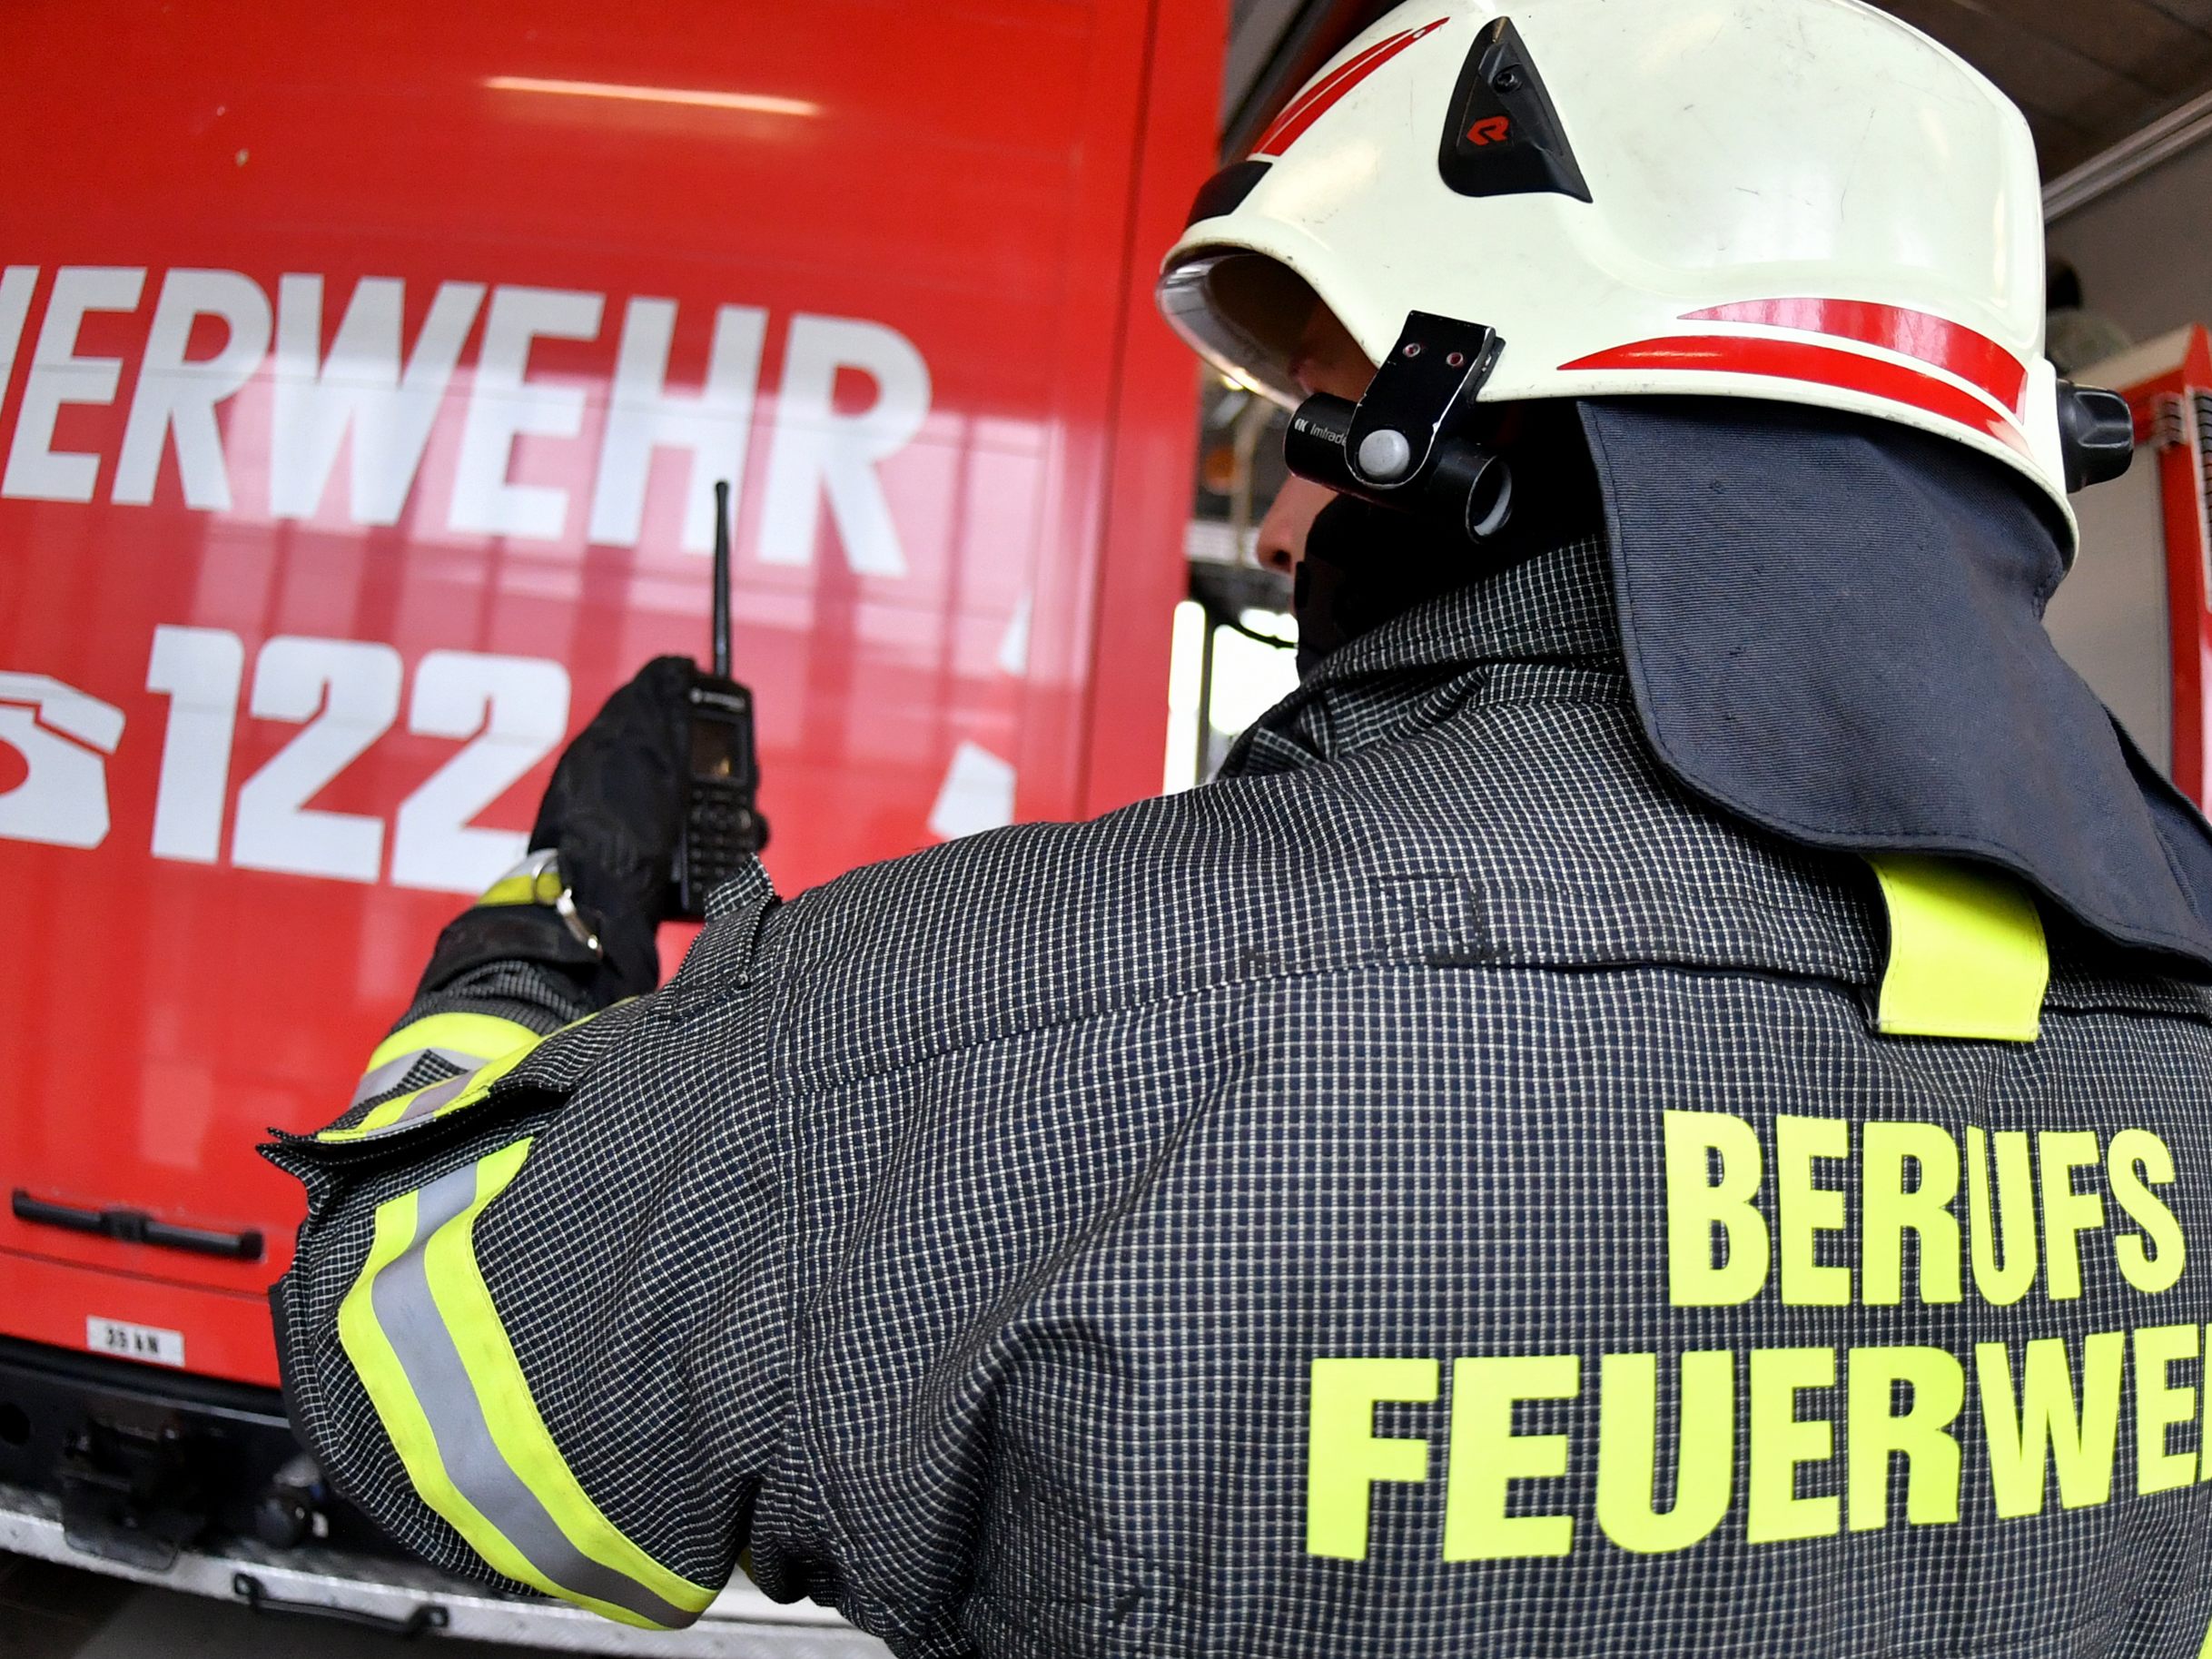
left=1222, top=0, right=2212, bottom=182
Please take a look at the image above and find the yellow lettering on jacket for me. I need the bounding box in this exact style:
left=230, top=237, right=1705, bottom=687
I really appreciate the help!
left=1443, top=1357, right=1578, bottom=1561
left=1746, top=1348, right=1840, bottom=1544
left=1775, top=1119, right=1852, bottom=1307
left=1594, top=1351, right=1734, bottom=1555
left=1300, top=1328, right=2191, bottom=1562
left=1966, top=1127, right=2039, bottom=1307
left=2039, top=1133, right=2108, bottom=1302
left=1305, top=1359, right=1437, bottom=1561
left=2134, top=1324, right=2198, bottom=1496
left=1845, top=1347, right=1964, bottom=1530
left=1977, top=1334, right=2125, bottom=1516
left=1659, top=1120, right=2180, bottom=1311
left=1861, top=1122, right=1962, bottom=1306
left=1304, top=1115, right=2200, bottom=1565
left=1663, top=1111, right=1771, bottom=1307
left=2110, top=1131, right=2187, bottom=1296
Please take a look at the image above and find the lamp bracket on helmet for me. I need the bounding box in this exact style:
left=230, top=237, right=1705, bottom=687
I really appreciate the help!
left=1284, top=311, right=1516, bottom=544
left=2056, top=382, right=2134, bottom=495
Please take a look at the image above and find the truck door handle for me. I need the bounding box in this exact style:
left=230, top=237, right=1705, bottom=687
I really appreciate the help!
left=11, top=1190, right=265, bottom=1262
left=233, top=1574, right=449, bottom=1637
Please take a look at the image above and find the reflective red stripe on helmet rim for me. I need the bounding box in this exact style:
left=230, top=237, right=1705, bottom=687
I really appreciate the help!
left=1685, top=299, right=2029, bottom=416
left=1253, top=18, right=1450, bottom=159
left=1560, top=335, right=2034, bottom=460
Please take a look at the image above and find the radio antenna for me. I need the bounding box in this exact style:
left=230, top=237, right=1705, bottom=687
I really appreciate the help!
left=711, top=479, right=733, bottom=679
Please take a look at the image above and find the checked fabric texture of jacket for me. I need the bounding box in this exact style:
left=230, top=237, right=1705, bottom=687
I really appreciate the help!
left=270, top=534, right=2212, bottom=1658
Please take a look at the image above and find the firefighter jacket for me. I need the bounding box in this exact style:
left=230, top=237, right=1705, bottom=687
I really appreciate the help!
left=268, top=529, right=2212, bottom=1659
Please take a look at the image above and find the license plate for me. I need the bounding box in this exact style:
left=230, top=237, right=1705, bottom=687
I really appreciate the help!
left=86, top=1316, right=186, bottom=1368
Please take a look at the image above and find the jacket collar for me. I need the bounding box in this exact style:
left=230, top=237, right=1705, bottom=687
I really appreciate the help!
left=1222, top=532, right=1619, bottom=779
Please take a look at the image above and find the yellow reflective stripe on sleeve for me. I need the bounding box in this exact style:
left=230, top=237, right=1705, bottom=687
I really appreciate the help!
left=337, top=1185, right=556, bottom=1598
left=346, top=1014, right=543, bottom=1117
left=426, top=1142, right=716, bottom=1624
left=319, top=1040, right=543, bottom=1145
left=365, top=1013, right=540, bottom=1076
left=1866, top=855, right=2049, bottom=1043
left=322, top=1004, right=627, bottom=1146
left=478, top=865, right=565, bottom=909
left=338, top=1140, right=715, bottom=1629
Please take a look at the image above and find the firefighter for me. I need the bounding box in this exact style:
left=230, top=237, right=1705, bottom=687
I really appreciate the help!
left=267, top=1, right=2212, bottom=1654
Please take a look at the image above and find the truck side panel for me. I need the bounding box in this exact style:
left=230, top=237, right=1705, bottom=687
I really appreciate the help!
left=0, top=0, right=1218, bottom=1386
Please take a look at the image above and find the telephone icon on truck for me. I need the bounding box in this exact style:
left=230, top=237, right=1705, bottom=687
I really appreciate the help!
left=0, top=672, right=126, bottom=850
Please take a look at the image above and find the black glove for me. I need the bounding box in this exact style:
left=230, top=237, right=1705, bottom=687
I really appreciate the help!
left=412, top=657, right=697, bottom=1007
left=526, top=655, right=698, bottom=997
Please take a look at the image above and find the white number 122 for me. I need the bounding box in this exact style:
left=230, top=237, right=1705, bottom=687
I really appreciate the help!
left=144, top=627, right=570, bottom=894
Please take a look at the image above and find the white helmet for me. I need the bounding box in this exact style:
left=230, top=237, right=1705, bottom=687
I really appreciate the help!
left=1160, top=0, right=2132, bottom=549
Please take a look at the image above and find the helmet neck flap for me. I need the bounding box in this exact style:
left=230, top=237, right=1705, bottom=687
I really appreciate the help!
left=1287, top=396, right=2212, bottom=972
left=1580, top=399, right=2212, bottom=970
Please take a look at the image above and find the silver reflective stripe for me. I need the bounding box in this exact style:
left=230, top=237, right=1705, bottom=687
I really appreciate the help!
left=369, top=1164, right=696, bottom=1629
left=350, top=1049, right=488, bottom=1110
left=341, top=1072, right=488, bottom=1145
left=386, top=1071, right=481, bottom=1129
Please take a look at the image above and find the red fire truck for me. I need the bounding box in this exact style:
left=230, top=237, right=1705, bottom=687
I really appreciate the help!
left=0, top=1, right=1219, bottom=1645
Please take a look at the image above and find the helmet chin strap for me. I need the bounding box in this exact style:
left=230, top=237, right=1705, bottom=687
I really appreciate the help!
left=1292, top=496, right=1485, bottom=678
left=1285, top=311, right=1516, bottom=547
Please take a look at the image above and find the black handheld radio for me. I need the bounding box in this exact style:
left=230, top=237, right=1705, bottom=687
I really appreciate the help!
left=672, top=479, right=769, bottom=918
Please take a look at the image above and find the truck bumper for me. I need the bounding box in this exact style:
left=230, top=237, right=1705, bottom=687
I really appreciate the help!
left=0, top=1333, right=887, bottom=1655
left=0, top=1480, right=889, bottom=1655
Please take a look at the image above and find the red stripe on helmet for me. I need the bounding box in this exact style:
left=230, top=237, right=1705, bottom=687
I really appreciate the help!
left=1255, top=45, right=1383, bottom=154
left=1561, top=335, right=2034, bottom=460
left=1253, top=18, right=1450, bottom=159
left=1253, top=29, right=1424, bottom=158
left=1684, top=300, right=2029, bottom=416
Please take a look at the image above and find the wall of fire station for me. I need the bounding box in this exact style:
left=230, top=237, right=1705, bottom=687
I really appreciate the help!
left=2042, top=158, right=2212, bottom=779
